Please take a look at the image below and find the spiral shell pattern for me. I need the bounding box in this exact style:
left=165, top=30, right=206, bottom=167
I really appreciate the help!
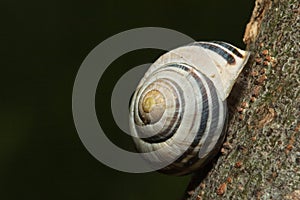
left=129, top=41, right=249, bottom=175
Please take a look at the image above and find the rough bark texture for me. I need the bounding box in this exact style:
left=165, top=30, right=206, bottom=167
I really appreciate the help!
left=185, top=0, right=300, bottom=199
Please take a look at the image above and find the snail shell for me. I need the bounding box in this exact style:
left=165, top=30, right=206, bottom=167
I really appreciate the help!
left=129, top=41, right=250, bottom=175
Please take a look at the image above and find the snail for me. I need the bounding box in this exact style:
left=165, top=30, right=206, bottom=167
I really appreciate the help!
left=129, top=41, right=250, bottom=175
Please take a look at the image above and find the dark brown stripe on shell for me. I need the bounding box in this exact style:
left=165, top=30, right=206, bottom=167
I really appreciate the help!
left=192, top=42, right=236, bottom=65
left=165, top=63, right=210, bottom=165
left=212, top=41, right=244, bottom=58
left=182, top=74, right=221, bottom=168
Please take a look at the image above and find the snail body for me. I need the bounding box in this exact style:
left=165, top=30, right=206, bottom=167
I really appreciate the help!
left=129, top=41, right=249, bottom=175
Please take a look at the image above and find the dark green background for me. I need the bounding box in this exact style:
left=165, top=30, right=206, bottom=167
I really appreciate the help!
left=2, top=1, right=253, bottom=199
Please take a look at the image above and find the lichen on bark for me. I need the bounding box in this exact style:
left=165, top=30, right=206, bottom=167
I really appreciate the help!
left=185, top=0, right=299, bottom=199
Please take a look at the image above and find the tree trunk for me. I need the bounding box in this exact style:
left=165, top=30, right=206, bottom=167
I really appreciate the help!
left=184, top=0, right=300, bottom=199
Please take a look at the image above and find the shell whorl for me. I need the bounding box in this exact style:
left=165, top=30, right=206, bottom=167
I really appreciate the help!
left=129, top=41, right=249, bottom=175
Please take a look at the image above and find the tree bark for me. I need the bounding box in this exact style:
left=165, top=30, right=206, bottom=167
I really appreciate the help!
left=184, top=0, right=300, bottom=199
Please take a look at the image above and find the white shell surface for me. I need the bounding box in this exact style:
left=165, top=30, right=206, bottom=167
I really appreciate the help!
left=129, top=41, right=249, bottom=175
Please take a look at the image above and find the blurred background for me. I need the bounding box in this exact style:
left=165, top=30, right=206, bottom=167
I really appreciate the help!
left=2, top=0, right=253, bottom=199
